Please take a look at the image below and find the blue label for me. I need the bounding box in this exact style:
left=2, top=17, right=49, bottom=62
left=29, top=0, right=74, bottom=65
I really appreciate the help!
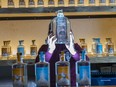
left=97, top=44, right=103, bottom=54
left=36, top=67, right=49, bottom=81
left=79, top=66, right=91, bottom=85
left=17, top=47, right=24, bottom=56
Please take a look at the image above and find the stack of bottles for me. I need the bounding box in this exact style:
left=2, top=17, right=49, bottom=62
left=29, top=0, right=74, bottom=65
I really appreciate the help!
left=3, top=0, right=116, bottom=8
left=79, top=38, right=115, bottom=57
left=12, top=50, right=91, bottom=87
left=0, top=37, right=115, bottom=59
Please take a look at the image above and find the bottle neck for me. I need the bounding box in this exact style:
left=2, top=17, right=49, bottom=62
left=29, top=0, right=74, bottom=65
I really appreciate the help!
left=17, top=53, right=23, bottom=63
left=39, top=53, right=45, bottom=62
left=60, top=52, right=65, bottom=61
left=81, top=50, right=86, bottom=61
left=32, top=40, right=35, bottom=45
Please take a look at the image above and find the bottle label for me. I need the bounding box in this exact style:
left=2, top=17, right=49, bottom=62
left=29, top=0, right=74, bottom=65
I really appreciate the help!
left=78, top=66, right=91, bottom=86
left=17, top=47, right=24, bottom=56
left=108, top=45, right=114, bottom=54
left=30, top=47, right=37, bottom=56
left=2, top=48, right=8, bottom=56
left=56, top=17, right=67, bottom=43
left=97, top=44, right=103, bottom=54
left=12, top=68, right=25, bottom=86
left=57, top=66, right=70, bottom=86
left=36, top=67, right=49, bottom=86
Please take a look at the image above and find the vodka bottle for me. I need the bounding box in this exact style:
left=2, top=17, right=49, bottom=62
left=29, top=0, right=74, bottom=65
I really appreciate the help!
left=35, top=51, right=50, bottom=87
left=105, top=38, right=114, bottom=56
left=76, top=50, right=91, bottom=87
left=79, top=38, right=88, bottom=54
left=50, top=10, right=71, bottom=44
left=12, top=53, right=28, bottom=87
left=17, top=40, right=25, bottom=56
left=55, top=51, right=71, bottom=87
left=30, top=40, right=37, bottom=56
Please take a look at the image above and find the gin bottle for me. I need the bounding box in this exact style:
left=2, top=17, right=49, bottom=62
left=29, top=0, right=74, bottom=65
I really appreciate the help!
left=35, top=51, right=50, bottom=87
left=30, top=40, right=37, bottom=56
left=17, top=40, right=25, bottom=56
left=12, top=53, right=28, bottom=87
left=50, top=10, right=71, bottom=44
left=55, top=51, right=70, bottom=87
left=105, top=38, right=114, bottom=56
left=76, top=50, right=91, bottom=87
left=79, top=38, right=88, bottom=54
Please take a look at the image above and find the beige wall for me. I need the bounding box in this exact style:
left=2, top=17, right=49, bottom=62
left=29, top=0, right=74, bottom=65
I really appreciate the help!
left=0, top=18, right=116, bottom=55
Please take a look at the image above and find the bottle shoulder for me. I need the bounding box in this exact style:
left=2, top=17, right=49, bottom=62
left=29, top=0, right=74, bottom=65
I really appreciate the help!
left=56, top=61, right=69, bottom=66
left=35, top=61, right=49, bottom=65
left=76, top=60, right=90, bottom=66
left=12, top=62, right=27, bottom=68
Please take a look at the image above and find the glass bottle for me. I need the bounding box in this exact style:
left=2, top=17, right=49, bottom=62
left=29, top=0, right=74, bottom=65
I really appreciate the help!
left=79, top=38, right=88, bottom=54
left=1, top=41, right=11, bottom=57
left=58, top=0, right=64, bottom=5
left=17, top=40, right=25, bottom=56
left=38, top=0, right=44, bottom=5
left=1, top=41, right=8, bottom=57
left=35, top=51, right=50, bottom=87
left=55, top=51, right=70, bottom=87
left=12, top=53, right=28, bottom=87
left=50, top=10, right=71, bottom=44
left=48, top=0, right=54, bottom=5
left=105, top=38, right=114, bottom=56
left=29, top=0, right=35, bottom=5
left=76, top=50, right=91, bottom=87
left=69, top=0, right=75, bottom=4
left=7, top=40, right=12, bottom=56
left=30, top=40, right=37, bottom=56
left=91, top=38, right=97, bottom=55
left=19, top=0, right=25, bottom=6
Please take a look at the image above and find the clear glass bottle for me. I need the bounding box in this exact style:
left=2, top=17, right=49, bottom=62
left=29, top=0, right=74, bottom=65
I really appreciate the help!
left=76, top=50, right=91, bottom=87
left=55, top=51, right=70, bottom=87
left=105, top=38, right=114, bottom=56
left=19, top=0, right=25, bottom=6
left=79, top=38, right=88, bottom=54
left=48, top=0, right=54, bottom=5
left=30, top=40, right=37, bottom=56
left=58, top=0, right=64, bottom=5
left=17, top=40, right=25, bottom=56
left=12, top=53, right=28, bottom=87
left=50, top=10, right=71, bottom=44
left=35, top=51, right=50, bottom=87
left=1, top=41, right=11, bottom=57
left=69, top=0, right=75, bottom=4
left=38, top=0, right=44, bottom=5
